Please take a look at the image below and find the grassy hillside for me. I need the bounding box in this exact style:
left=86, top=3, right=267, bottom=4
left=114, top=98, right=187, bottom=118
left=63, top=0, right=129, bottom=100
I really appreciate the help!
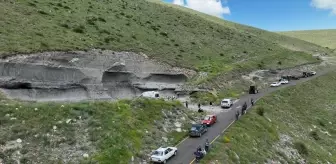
left=0, top=0, right=329, bottom=77
left=0, top=96, right=202, bottom=163
left=202, top=72, right=336, bottom=163
left=151, top=0, right=330, bottom=55
left=280, top=29, right=336, bottom=49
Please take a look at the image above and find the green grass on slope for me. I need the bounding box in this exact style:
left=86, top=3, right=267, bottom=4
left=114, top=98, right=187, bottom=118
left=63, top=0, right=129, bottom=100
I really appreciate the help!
left=202, top=72, right=336, bottom=164
left=280, top=29, right=336, bottom=49
left=151, top=0, right=331, bottom=55
left=0, top=97, right=199, bottom=163
left=0, top=0, right=322, bottom=75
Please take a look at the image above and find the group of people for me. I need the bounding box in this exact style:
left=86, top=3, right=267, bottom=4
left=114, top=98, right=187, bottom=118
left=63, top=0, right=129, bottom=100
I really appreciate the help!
left=185, top=101, right=205, bottom=113
left=194, top=139, right=210, bottom=161
left=186, top=98, right=255, bottom=116
left=236, top=98, right=254, bottom=120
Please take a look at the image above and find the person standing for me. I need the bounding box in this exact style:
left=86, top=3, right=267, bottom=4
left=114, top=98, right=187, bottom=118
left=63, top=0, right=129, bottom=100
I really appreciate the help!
left=236, top=110, right=240, bottom=120
left=198, top=103, right=201, bottom=109
left=205, top=139, right=210, bottom=152
left=185, top=101, right=188, bottom=108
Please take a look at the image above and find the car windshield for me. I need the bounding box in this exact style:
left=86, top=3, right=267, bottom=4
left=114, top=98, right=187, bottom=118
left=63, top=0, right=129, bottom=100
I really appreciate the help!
left=191, top=125, right=201, bottom=130
left=222, top=101, right=228, bottom=103
left=204, top=116, right=211, bottom=120
left=153, top=151, right=163, bottom=156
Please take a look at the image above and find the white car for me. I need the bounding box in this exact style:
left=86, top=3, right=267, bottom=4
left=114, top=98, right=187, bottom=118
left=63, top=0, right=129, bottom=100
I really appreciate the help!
left=310, top=71, right=316, bottom=75
left=270, top=82, right=281, bottom=87
left=221, top=99, right=233, bottom=108
left=279, top=79, right=289, bottom=84
left=151, top=147, right=177, bottom=163
left=141, top=91, right=160, bottom=98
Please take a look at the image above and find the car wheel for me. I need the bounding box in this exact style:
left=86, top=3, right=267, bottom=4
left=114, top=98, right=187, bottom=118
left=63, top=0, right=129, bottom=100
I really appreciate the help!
left=174, top=151, right=177, bottom=156
left=163, top=159, right=167, bottom=164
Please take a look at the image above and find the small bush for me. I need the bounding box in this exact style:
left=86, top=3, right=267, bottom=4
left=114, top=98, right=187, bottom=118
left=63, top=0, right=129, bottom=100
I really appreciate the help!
left=40, top=42, right=49, bottom=48
left=86, top=17, right=97, bottom=25
left=59, top=23, right=70, bottom=29
left=150, top=25, right=160, bottom=32
left=318, top=119, right=325, bottom=127
left=38, top=10, right=49, bottom=15
left=277, top=61, right=282, bottom=65
left=257, top=62, right=265, bottom=69
left=63, top=5, right=71, bottom=9
left=309, top=131, right=320, bottom=140
left=98, top=17, right=106, bottom=22
left=256, top=107, right=265, bottom=116
left=220, top=53, right=224, bottom=56
left=160, top=32, right=168, bottom=37
left=223, top=136, right=230, bottom=143
left=35, top=32, right=44, bottom=36
left=73, top=25, right=85, bottom=33
left=99, top=29, right=110, bottom=34
left=28, top=2, right=36, bottom=7
left=294, top=141, right=308, bottom=156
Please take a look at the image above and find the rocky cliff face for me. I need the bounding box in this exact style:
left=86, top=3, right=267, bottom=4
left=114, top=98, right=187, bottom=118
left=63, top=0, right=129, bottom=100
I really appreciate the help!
left=0, top=50, right=196, bottom=101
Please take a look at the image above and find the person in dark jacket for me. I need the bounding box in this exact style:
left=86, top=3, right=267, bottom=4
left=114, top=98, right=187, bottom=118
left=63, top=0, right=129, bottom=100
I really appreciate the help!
left=185, top=101, right=188, bottom=108
left=204, top=139, right=210, bottom=152
left=236, top=111, right=240, bottom=120
left=251, top=98, right=254, bottom=106
left=198, top=103, right=201, bottom=109
left=197, top=146, right=202, bottom=152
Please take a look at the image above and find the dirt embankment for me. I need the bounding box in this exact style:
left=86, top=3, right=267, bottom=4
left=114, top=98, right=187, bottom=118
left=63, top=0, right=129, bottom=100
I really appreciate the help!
left=0, top=50, right=196, bottom=101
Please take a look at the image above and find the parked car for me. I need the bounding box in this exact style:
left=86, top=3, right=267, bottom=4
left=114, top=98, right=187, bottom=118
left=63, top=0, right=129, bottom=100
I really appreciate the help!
left=221, top=99, right=233, bottom=108
left=141, top=91, right=160, bottom=98
left=302, top=71, right=316, bottom=78
left=189, top=124, right=208, bottom=137
left=270, top=82, right=281, bottom=87
left=279, top=79, right=289, bottom=84
left=201, top=115, right=217, bottom=126
left=150, top=147, right=177, bottom=163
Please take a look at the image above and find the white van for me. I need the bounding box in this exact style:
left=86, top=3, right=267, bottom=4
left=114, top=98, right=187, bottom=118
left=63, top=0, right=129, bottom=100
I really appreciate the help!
left=221, top=99, right=233, bottom=108
left=141, top=91, right=160, bottom=98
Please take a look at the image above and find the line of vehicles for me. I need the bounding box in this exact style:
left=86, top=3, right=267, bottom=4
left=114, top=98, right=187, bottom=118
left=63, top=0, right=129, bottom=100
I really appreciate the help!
left=150, top=70, right=317, bottom=163
left=150, top=114, right=218, bottom=163
left=270, top=71, right=316, bottom=87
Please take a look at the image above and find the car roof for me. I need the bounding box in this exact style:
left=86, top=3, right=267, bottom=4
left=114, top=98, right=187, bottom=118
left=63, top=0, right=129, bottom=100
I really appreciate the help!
left=222, top=99, right=231, bottom=101
left=156, top=147, right=167, bottom=151
left=205, top=115, right=214, bottom=117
